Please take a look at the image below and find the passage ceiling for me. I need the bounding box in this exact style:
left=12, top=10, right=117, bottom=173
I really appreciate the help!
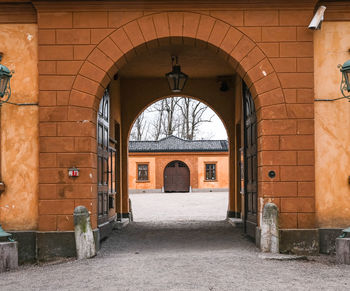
left=119, top=43, right=234, bottom=79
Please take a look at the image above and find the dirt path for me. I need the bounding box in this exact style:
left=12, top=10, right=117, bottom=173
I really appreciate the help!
left=1, top=193, right=350, bottom=290
left=1, top=220, right=350, bottom=290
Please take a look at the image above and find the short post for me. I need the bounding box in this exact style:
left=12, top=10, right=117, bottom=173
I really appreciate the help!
left=0, top=241, right=18, bottom=272
left=336, top=227, right=350, bottom=264
left=260, top=202, right=279, bottom=253
left=73, top=206, right=96, bottom=259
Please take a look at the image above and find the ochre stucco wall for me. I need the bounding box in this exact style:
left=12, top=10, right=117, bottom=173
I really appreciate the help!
left=0, top=24, right=39, bottom=230
left=197, top=155, right=229, bottom=189
left=34, top=7, right=316, bottom=230
left=314, top=21, right=350, bottom=228
left=128, top=152, right=228, bottom=191
left=128, top=156, right=156, bottom=190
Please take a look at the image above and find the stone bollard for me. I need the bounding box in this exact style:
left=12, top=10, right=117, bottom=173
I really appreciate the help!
left=336, top=238, right=350, bottom=264
left=0, top=241, right=18, bottom=272
left=73, top=206, right=96, bottom=260
left=260, top=202, right=279, bottom=253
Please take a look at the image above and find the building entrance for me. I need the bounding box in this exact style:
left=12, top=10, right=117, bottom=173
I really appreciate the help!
left=164, top=161, right=190, bottom=192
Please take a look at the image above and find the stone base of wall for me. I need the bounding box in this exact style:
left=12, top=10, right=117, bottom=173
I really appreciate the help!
left=129, top=189, right=162, bottom=194
left=11, top=228, right=101, bottom=263
left=129, top=188, right=229, bottom=194
left=319, top=228, right=343, bottom=254
left=11, top=231, right=36, bottom=264
left=279, top=229, right=319, bottom=255
left=192, top=188, right=229, bottom=192
left=0, top=242, right=18, bottom=272
left=227, top=211, right=241, bottom=218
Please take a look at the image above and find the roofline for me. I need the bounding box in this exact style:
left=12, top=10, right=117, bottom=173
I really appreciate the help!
left=129, top=149, right=228, bottom=153
left=128, top=139, right=228, bottom=143
left=129, top=151, right=229, bottom=156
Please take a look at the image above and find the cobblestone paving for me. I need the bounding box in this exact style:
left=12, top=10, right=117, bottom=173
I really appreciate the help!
left=1, top=192, right=350, bottom=290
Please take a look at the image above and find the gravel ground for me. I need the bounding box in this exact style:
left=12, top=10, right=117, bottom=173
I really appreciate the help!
left=1, top=192, right=350, bottom=290
left=130, top=192, right=228, bottom=221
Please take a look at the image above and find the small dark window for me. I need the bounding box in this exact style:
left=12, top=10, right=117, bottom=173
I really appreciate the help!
left=138, top=164, right=149, bottom=181
left=205, top=164, right=216, bottom=180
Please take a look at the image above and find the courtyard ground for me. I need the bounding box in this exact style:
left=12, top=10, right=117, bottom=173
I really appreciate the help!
left=130, top=191, right=228, bottom=221
left=1, top=192, right=350, bottom=290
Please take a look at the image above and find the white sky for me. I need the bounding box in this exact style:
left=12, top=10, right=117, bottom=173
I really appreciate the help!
left=196, top=107, right=228, bottom=140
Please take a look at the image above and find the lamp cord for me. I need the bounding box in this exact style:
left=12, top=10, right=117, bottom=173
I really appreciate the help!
left=314, top=96, right=350, bottom=102
left=0, top=101, right=38, bottom=106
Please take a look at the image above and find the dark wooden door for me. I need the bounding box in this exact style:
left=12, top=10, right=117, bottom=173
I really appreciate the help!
left=97, top=89, right=110, bottom=225
left=164, top=161, right=190, bottom=192
left=243, top=82, right=258, bottom=239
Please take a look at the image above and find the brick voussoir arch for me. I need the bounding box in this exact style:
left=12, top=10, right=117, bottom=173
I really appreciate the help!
left=69, top=11, right=286, bottom=113
left=63, top=11, right=314, bottom=230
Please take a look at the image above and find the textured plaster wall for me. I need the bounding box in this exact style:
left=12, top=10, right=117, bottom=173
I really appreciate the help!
left=0, top=24, right=39, bottom=230
left=197, top=155, right=229, bottom=189
left=128, top=156, right=156, bottom=190
left=314, top=22, right=350, bottom=228
left=128, top=153, right=228, bottom=191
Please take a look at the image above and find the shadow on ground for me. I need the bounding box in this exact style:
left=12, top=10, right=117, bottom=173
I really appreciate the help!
left=100, top=220, right=256, bottom=255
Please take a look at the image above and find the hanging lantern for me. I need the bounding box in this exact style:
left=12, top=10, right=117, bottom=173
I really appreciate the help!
left=165, top=56, right=188, bottom=93
left=340, top=60, right=350, bottom=98
left=0, top=53, right=12, bottom=104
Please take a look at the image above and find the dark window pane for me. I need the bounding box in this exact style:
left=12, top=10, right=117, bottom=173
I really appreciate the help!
left=205, top=164, right=216, bottom=180
left=138, top=164, right=148, bottom=181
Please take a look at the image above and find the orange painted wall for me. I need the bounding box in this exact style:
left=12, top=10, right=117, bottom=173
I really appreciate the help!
left=0, top=24, right=39, bottom=230
left=314, top=21, right=350, bottom=228
left=32, top=4, right=317, bottom=230
left=197, top=155, right=229, bottom=189
left=128, top=152, right=228, bottom=191
left=128, top=156, right=156, bottom=190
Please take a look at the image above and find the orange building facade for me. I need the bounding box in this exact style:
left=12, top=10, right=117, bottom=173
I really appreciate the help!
left=0, top=0, right=349, bottom=262
left=128, top=136, right=229, bottom=192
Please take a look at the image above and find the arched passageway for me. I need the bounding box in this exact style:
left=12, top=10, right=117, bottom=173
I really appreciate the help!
left=37, top=11, right=315, bottom=252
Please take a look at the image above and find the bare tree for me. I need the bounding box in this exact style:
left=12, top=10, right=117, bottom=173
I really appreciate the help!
left=130, top=97, right=213, bottom=141
left=147, top=100, right=165, bottom=141
left=177, top=98, right=213, bottom=140
left=146, top=97, right=181, bottom=140
left=130, top=112, right=148, bottom=141
left=162, top=97, right=181, bottom=137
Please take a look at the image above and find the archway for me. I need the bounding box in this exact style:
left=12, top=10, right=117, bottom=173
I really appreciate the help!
left=68, top=17, right=277, bottom=236
left=164, top=160, right=190, bottom=192
left=38, top=11, right=315, bottom=246
left=127, top=92, right=230, bottom=224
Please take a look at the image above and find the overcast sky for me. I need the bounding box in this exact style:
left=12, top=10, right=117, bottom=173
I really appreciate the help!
left=194, top=107, right=228, bottom=140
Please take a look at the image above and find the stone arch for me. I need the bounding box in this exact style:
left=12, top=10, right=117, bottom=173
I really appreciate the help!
left=68, top=11, right=287, bottom=119
left=66, top=11, right=290, bottom=225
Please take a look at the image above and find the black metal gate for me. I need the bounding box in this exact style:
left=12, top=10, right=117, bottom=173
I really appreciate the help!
left=97, top=89, right=110, bottom=225
left=243, top=82, right=258, bottom=239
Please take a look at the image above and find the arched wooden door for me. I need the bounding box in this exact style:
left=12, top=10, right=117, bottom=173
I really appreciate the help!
left=164, top=161, right=190, bottom=192
left=243, top=82, right=258, bottom=239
